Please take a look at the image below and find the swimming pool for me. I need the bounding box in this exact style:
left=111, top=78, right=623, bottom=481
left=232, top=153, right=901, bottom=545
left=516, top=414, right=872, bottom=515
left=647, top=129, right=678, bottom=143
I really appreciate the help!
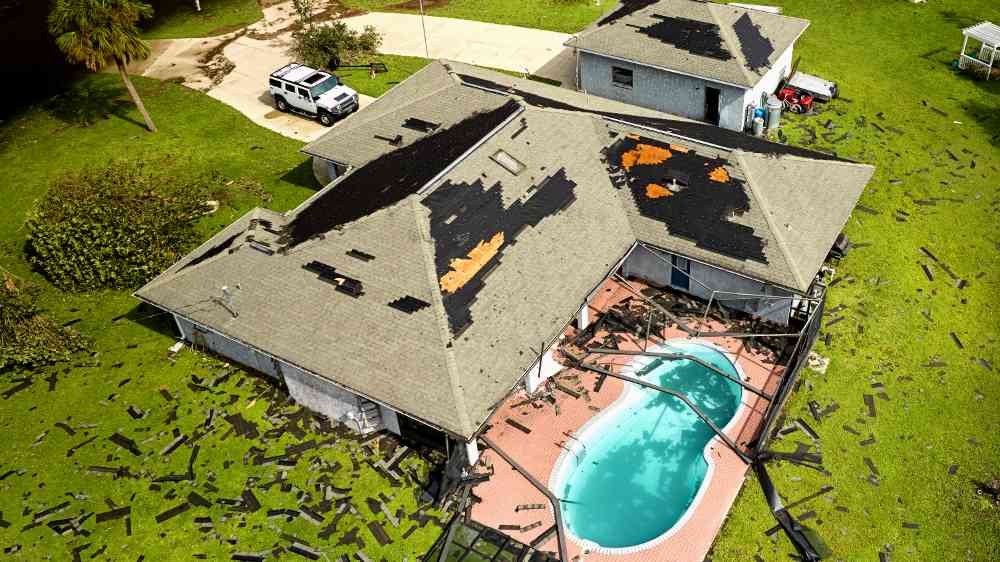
left=551, top=340, right=744, bottom=552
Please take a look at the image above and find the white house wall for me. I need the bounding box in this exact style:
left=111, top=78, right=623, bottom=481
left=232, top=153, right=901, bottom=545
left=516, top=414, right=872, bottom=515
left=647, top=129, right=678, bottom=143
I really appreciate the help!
left=172, top=315, right=397, bottom=433
left=743, top=44, right=795, bottom=127
left=578, top=51, right=747, bottom=130
left=621, top=245, right=793, bottom=325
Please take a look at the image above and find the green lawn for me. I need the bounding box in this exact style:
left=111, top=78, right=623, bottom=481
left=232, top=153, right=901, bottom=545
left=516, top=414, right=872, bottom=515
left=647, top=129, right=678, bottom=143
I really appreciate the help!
left=337, top=54, right=432, bottom=98
left=0, top=74, right=444, bottom=560
left=711, top=1, right=1000, bottom=561
left=341, top=0, right=618, bottom=34
left=141, top=0, right=263, bottom=39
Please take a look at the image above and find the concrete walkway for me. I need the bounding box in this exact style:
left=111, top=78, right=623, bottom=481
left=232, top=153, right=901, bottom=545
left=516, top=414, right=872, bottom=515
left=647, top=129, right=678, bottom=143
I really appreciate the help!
left=140, top=1, right=577, bottom=141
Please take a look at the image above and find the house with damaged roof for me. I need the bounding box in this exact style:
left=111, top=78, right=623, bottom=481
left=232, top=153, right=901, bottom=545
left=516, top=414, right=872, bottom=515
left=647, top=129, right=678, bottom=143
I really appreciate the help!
left=566, top=0, right=810, bottom=131
left=134, top=60, right=872, bottom=461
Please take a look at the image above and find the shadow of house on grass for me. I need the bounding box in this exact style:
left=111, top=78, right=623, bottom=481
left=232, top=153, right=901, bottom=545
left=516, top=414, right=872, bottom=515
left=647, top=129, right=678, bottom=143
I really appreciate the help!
left=280, top=158, right=321, bottom=190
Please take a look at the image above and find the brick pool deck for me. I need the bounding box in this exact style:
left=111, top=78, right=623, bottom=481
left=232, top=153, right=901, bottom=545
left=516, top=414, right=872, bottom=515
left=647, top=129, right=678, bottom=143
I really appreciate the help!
left=470, top=279, right=786, bottom=561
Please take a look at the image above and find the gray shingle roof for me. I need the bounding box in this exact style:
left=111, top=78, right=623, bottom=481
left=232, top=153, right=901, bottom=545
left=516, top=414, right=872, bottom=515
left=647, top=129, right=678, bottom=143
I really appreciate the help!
left=567, top=0, right=810, bottom=87
left=136, top=61, right=871, bottom=440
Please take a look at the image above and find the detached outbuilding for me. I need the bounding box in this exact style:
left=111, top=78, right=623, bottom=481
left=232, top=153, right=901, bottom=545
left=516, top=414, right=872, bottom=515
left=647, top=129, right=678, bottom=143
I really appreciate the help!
left=567, top=0, right=809, bottom=131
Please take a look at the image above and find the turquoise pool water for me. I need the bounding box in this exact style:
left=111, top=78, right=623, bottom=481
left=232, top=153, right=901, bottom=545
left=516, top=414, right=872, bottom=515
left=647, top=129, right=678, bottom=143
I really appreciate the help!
left=553, top=341, right=743, bottom=550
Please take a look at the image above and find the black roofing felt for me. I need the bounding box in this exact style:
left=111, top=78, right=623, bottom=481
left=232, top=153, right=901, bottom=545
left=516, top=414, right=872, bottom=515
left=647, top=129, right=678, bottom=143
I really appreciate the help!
left=455, top=75, right=845, bottom=162
left=388, top=296, right=432, bottom=314
left=422, top=169, right=578, bottom=337
left=733, top=13, right=774, bottom=72
left=629, top=15, right=733, bottom=61
left=606, top=135, right=767, bottom=262
left=597, top=0, right=658, bottom=26
left=181, top=230, right=243, bottom=270
left=285, top=100, right=521, bottom=246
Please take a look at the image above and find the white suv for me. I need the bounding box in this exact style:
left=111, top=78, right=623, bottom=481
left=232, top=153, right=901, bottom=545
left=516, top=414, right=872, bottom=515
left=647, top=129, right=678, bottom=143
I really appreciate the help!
left=269, top=63, right=359, bottom=126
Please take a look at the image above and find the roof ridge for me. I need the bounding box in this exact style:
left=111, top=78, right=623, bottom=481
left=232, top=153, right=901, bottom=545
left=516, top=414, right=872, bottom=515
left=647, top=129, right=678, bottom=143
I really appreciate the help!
left=409, top=197, right=475, bottom=438
left=707, top=2, right=759, bottom=86
left=731, top=150, right=807, bottom=290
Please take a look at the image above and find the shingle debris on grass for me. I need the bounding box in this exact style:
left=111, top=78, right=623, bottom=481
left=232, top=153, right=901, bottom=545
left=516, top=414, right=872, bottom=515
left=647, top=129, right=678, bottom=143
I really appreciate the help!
left=863, top=394, right=877, bottom=417
left=95, top=506, right=130, bottom=523
left=155, top=501, right=191, bottom=523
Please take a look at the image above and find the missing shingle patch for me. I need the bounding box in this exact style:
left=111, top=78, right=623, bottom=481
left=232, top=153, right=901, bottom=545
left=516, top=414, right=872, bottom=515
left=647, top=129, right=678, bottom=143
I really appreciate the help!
left=388, top=296, right=431, bottom=314
left=733, top=13, right=774, bottom=72
left=347, top=249, right=375, bottom=262
left=630, top=15, right=733, bottom=61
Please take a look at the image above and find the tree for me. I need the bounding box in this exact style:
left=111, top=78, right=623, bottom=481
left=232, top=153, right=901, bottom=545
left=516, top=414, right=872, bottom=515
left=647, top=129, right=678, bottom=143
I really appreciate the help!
left=49, top=0, right=158, bottom=133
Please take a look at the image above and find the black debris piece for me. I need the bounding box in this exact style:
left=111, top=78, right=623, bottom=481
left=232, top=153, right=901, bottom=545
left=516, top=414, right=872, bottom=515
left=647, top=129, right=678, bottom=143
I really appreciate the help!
left=181, top=230, right=243, bottom=270
left=863, top=394, right=877, bottom=417
left=902, top=522, right=920, bottom=529
left=842, top=424, right=860, bottom=436
left=401, top=117, right=440, bottom=133
left=285, top=100, right=520, bottom=246
left=289, top=543, right=321, bottom=560
left=597, top=0, right=657, bottom=26
left=231, top=554, right=265, bottom=562
left=188, top=492, right=212, bottom=508
left=109, top=433, right=142, bottom=456
left=2, top=378, right=33, bottom=400
left=630, top=15, right=733, bottom=61
left=606, top=134, right=766, bottom=262
left=159, top=388, right=174, bottom=402
left=920, top=263, right=934, bottom=281
left=55, top=422, right=76, bottom=436
left=732, top=13, right=773, bottom=71
left=154, top=501, right=191, bottom=524
left=864, top=457, right=880, bottom=477
left=126, top=406, right=145, bottom=420
left=948, top=464, right=959, bottom=475
left=388, top=295, right=432, bottom=314
left=346, top=249, right=375, bottom=262
left=422, top=169, right=577, bottom=336
left=367, top=520, right=392, bottom=546
left=303, top=261, right=363, bottom=298
left=240, top=489, right=261, bottom=513
left=67, top=435, right=98, bottom=457
left=505, top=418, right=531, bottom=434
left=96, top=506, right=131, bottom=523
left=374, top=133, right=403, bottom=146
left=949, top=332, right=963, bottom=349
left=223, top=413, right=259, bottom=440
left=859, top=435, right=877, bottom=447
left=160, top=434, right=188, bottom=457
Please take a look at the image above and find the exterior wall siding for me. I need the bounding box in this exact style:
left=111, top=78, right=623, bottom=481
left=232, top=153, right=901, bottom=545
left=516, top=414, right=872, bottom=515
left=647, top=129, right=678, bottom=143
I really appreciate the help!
left=171, top=315, right=402, bottom=434
left=578, top=51, right=747, bottom=130
left=621, top=245, right=793, bottom=325
left=743, top=44, right=795, bottom=126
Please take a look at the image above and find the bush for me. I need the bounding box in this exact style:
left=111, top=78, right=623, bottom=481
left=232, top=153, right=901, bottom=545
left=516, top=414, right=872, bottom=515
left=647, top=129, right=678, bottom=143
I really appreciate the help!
left=0, top=274, right=89, bottom=370
left=290, top=21, right=382, bottom=70
left=25, top=160, right=211, bottom=292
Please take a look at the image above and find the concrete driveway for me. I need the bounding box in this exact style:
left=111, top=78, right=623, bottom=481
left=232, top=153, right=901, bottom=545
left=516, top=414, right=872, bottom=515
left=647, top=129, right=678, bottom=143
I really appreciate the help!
left=341, top=13, right=572, bottom=75
left=141, top=1, right=576, bottom=141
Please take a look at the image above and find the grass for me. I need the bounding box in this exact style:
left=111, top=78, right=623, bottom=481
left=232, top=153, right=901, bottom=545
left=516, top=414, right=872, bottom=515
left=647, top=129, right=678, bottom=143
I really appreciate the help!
left=709, top=1, right=1000, bottom=561
left=340, top=0, right=619, bottom=34
left=0, top=73, right=444, bottom=560
left=337, top=53, right=432, bottom=98
left=141, top=0, right=263, bottom=39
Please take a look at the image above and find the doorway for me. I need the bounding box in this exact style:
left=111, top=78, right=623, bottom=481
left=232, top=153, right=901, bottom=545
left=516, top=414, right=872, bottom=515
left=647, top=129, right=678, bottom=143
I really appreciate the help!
left=671, top=255, right=691, bottom=291
left=704, top=86, right=721, bottom=126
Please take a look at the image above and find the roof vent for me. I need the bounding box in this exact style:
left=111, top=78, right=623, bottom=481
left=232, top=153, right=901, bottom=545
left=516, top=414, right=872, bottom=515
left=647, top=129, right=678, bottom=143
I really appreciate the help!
left=490, top=149, right=526, bottom=176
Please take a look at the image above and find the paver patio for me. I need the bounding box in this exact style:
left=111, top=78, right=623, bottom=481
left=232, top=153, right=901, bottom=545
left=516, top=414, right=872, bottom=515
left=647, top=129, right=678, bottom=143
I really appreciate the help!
left=471, top=278, right=787, bottom=562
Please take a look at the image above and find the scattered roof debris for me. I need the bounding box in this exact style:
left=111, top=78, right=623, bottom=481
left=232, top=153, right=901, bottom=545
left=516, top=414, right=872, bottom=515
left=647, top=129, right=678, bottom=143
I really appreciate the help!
left=346, top=249, right=375, bottom=262
left=303, top=261, right=364, bottom=297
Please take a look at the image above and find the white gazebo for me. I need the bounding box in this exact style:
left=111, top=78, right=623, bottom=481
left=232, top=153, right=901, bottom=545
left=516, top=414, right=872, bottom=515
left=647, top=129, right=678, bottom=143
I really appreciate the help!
left=959, top=21, right=1000, bottom=80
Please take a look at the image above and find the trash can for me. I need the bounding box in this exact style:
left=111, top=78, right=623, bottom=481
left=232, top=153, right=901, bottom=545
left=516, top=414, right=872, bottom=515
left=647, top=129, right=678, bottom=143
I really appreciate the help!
left=753, top=116, right=765, bottom=137
left=766, top=95, right=783, bottom=129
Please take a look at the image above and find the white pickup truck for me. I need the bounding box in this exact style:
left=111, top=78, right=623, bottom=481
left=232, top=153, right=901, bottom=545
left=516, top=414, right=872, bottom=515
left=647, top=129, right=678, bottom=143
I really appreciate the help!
left=269, top=63, right=359, bottom=126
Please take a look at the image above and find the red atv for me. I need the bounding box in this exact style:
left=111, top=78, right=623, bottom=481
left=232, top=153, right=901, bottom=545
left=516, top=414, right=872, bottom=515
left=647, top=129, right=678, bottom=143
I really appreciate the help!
left=777, top=87, right=814, bottom=114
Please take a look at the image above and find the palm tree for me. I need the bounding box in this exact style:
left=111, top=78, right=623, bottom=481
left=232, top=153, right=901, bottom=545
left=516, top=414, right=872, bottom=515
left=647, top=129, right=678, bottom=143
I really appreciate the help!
left=49, top=0, right=158, bottom=133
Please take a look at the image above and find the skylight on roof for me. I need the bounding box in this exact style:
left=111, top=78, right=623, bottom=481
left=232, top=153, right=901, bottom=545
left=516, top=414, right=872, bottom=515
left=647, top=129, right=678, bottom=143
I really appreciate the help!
left=302, top=73, right=326, bottom=85
left=490, top=150, right=526, bottom=176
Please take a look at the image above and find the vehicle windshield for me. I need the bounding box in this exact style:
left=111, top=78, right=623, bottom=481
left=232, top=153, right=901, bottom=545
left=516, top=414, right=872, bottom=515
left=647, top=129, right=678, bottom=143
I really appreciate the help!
left=309, top=76, right=340, bottom=97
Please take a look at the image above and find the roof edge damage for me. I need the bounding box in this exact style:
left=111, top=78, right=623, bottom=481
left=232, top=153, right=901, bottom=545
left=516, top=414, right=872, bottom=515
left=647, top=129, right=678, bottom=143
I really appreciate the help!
left=136, top=60, right=873, bottom=440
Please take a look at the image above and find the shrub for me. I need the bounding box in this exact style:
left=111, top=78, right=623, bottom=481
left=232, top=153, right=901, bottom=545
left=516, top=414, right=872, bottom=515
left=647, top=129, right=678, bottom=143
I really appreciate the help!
left=289, top=21, right=382, bottom=70
left=25, top=160, right=211, bottom=292
left=0, top=274, right=89, bottom=370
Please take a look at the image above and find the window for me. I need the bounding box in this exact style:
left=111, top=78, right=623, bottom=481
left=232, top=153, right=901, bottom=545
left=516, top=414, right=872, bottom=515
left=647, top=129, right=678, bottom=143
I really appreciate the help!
left=284, top=83, right=295, bottom=92
left=309, top=76, right=340, bottom=98
left=269, top=78, right=281, bottom=87
left=612, top=66, right=634, bottom=88
left=297, top=87, right=310, bottom=98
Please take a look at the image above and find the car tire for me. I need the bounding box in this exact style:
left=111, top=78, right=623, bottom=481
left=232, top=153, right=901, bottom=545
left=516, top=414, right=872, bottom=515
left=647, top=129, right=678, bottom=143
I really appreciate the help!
left=275, top=97, right=288, bottom=112
left=319, top=112, right=334, bottom=126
